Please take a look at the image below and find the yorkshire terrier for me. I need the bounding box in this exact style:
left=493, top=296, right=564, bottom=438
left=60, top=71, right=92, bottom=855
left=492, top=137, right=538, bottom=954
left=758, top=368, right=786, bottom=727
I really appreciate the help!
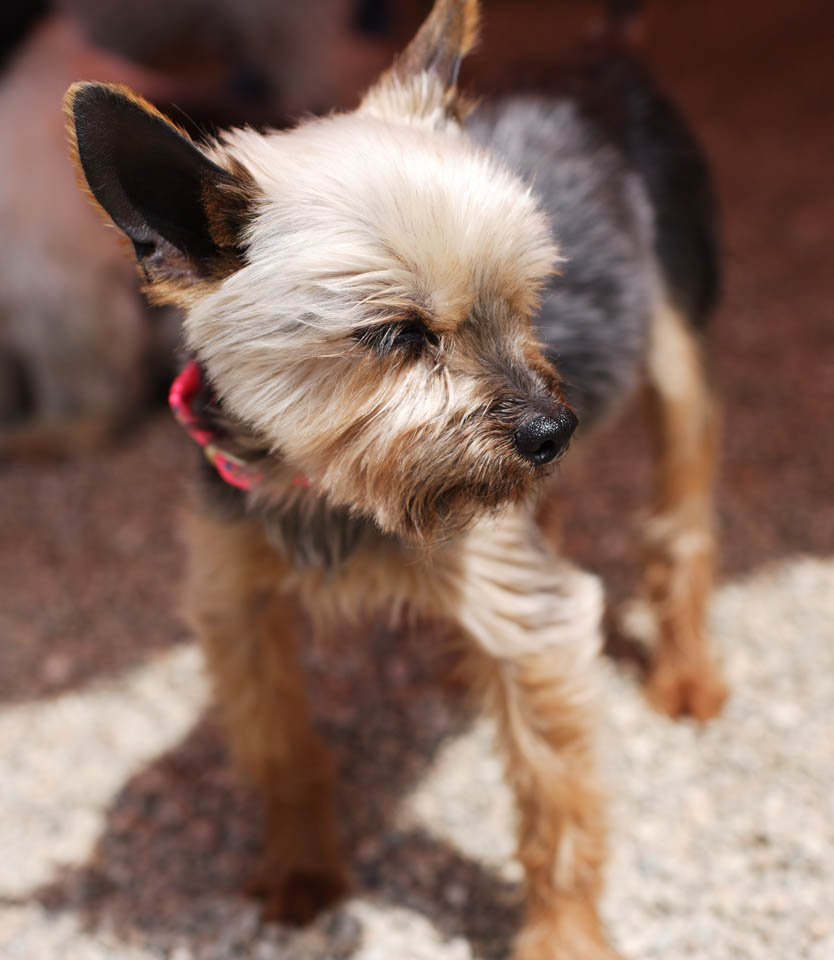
left=65, top=0, right=726, bottom=956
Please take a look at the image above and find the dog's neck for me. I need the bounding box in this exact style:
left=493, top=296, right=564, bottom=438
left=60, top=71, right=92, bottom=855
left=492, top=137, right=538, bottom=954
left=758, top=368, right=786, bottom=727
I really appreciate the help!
left=173, top=362, right=389, bottom=569
left=169, top=360, right=311, bottom=494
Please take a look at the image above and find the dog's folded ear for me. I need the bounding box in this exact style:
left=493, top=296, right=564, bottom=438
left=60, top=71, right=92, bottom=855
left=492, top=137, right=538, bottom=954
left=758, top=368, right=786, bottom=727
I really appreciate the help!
left=65, top=82, right=257, bottom=299
left=360, top=0, right=479, bottom=127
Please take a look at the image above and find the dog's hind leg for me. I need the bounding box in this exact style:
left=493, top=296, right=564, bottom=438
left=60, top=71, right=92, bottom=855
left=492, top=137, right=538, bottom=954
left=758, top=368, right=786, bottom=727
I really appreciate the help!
left=637, top=295, right=727, bottom=720
left=183, top=506, right=348, bottom=923
left=449, top=508, right=621, bottom=960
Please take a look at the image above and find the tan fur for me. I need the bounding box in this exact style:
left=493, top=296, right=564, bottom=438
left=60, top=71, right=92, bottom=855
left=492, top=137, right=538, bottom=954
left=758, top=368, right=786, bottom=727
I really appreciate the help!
left=183, top=507, right=349, bottom=923
left=465, top=646, right=619, bottom=960
left=183, top=496, right=615, bottom=951
left=638, top=296, right=727, bottom=721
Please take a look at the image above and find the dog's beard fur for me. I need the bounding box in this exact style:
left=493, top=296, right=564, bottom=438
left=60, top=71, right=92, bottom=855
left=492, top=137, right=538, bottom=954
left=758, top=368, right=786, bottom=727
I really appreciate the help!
left=185, top=114, right=565, bottom=539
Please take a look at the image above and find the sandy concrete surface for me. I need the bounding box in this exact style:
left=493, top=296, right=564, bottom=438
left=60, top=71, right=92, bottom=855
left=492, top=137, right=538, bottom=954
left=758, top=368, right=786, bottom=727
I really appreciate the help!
left=2, top=0, right=832, bottom=958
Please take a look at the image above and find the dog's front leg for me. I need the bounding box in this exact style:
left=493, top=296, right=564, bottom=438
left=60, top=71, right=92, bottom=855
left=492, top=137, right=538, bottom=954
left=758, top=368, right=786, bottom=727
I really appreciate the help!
left=451, top=508, right=622, bottom=960
left=182, top=505, right=348, bottom=923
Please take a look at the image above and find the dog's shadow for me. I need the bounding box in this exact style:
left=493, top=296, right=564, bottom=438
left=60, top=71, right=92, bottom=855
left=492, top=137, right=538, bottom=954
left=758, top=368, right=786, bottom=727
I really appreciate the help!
left=31, top=622, right=521, bottom=959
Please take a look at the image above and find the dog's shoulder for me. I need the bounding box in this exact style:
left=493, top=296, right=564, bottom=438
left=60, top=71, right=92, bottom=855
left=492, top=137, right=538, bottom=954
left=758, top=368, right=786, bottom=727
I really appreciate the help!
left=468, top=82, right=655, bottom=427
left=467, top=49, right=719, bottom=428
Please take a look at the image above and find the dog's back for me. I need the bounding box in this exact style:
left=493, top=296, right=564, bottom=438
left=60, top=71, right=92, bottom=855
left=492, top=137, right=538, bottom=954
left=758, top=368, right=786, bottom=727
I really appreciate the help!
left=469, top=46, right=720, bottom=428
left=471, top=20, right=726, bottom=721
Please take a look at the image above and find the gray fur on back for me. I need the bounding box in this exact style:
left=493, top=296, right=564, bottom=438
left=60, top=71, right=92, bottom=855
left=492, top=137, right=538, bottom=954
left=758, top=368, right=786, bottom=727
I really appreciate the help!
left=468, top=97, right=657, bottom=428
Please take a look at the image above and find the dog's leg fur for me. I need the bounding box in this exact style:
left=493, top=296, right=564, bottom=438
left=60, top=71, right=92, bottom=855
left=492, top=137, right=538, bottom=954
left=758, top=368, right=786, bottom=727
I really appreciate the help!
left=182, top=506, right=348, bottom=923
left=449, top=508, right=620, bottom=960
left=471, top=649, right=617, bottom=960
left=638, top=295, right=727, bottom=720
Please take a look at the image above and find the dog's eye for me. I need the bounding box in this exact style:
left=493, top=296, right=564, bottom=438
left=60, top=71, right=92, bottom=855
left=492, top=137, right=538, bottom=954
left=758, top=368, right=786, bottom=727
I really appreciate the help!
left=392, top=323, right=439, bottom=348
left=355, top=319, right=439, bottom=356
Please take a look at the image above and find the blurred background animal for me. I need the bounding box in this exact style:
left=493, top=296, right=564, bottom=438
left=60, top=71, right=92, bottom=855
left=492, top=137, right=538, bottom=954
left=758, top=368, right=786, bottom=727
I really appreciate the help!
left=0, top=0, right=408, bottom=457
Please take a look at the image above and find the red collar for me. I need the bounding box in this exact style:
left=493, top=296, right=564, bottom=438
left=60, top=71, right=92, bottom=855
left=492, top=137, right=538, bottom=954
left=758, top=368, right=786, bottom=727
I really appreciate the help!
left=169, top=361, right=264, bottom=491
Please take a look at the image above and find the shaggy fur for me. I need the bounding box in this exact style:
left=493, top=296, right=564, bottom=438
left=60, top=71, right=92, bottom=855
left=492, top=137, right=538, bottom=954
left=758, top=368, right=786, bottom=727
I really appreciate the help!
left=66, top=0, right=726, bottom=955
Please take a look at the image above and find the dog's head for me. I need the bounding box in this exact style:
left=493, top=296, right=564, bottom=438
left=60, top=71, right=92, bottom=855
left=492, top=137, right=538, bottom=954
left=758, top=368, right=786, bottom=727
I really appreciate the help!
left=66, top=0, right=576, bottom=540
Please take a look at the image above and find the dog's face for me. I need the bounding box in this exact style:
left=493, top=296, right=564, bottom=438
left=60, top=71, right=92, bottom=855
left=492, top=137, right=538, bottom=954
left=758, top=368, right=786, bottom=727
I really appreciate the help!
left=67, top=0, right=577, bottom=540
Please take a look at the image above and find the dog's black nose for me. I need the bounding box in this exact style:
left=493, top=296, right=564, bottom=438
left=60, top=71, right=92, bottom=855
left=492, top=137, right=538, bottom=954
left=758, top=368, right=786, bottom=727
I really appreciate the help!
left=514, top=408, right=577, bottom=465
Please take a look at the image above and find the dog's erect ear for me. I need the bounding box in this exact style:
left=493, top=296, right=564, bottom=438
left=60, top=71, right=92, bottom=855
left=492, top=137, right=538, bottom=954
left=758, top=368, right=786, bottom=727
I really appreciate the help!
left=395, top=0, right=479, bottom=90
left=65, top=82, right=257, bottom=300
left=360, top=0, right=479, bottom=127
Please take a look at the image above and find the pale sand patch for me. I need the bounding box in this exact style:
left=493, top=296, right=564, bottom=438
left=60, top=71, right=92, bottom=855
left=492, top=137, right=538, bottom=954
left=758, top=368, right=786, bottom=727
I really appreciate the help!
left=1, top=556, right=831, bottom=958
left=0, top=644, right=207, bottom=896
left=397, top=555, right=834, bottom=959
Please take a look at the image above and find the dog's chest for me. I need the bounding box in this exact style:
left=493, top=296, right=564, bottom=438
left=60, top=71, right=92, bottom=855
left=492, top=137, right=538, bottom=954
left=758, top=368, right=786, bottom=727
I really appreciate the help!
left=259, top=498, right=379, bottom=569
left=198, top=457, right=382, bottom=569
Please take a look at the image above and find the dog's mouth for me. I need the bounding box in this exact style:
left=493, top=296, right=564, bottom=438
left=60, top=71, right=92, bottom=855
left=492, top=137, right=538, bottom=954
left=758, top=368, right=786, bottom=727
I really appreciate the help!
left=368, top=416, right=574, bottom=542
left=392, top=469, right=534, bottom=542
left=311, top=399, right=576, bottom=544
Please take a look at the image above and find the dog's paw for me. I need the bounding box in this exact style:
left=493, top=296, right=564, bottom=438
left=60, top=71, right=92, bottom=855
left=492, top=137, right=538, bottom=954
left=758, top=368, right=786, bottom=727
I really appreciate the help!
left=247, top=864, right=349, bottom=925
left=513, top=941, right=624, bottom=960
left=645, top=652, right=728, bottom=722
left=513, top=914, right=624, bottom=960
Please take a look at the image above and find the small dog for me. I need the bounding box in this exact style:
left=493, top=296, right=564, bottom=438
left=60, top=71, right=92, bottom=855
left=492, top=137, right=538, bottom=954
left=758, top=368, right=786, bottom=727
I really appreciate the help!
left=66, top=1, right=726, bottom=955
